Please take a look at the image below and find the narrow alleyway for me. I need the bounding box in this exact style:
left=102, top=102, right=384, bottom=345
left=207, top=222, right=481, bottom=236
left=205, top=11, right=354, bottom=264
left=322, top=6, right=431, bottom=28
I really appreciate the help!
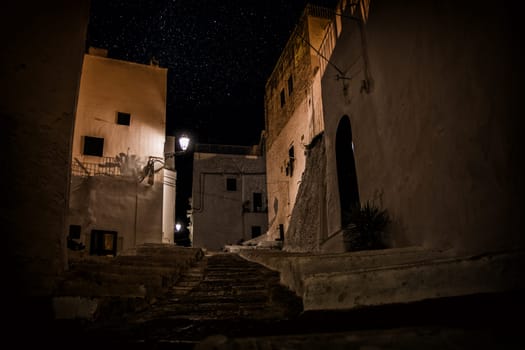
left=75, top=252, right=303, bottom=347
left=44, top=251, right=523, bottom=349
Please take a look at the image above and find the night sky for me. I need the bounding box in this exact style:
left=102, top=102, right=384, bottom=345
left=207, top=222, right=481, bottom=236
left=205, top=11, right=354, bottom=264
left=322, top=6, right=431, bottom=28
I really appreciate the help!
left=86, top=0, right=338, bottom=231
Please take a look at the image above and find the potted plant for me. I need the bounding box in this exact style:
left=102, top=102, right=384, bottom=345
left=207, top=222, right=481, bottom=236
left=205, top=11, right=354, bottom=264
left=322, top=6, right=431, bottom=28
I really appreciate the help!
left=342, top=201, right=390, bottom=252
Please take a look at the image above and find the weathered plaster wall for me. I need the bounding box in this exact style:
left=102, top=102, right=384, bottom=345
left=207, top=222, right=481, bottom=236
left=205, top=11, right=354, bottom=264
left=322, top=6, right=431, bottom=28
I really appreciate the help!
left=2, top=1, right=90, bottom=298
left=68, top=52, right=169, bottom=252
left=266, top=100, right=311, bottom=240
left=321, top=0, right=524, bottom=254
left=191, top=152, right=267, bottom=251
left=307, top=16, right=332, bottom=67
left=135, top=179, right=164, bottom=246
left=264, top=7, right=330, bottom=241
left=72, top=53, right=167, bottom=164
left=162, top=169, right=177, bottom=243
left=69, top=176, right=164, bottom=252
left=264, top=6, right=330, bottom=149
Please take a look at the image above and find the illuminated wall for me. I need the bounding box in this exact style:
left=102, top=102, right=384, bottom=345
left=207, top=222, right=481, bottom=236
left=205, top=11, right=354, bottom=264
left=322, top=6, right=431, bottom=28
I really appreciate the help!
left=320, top=0, right=524, bottom=254
left=264, top=5, right=331, bottom=244
left=72, top=51, right=167, bottom=163
left=190, top=146, right=268, bottom=251
left=68, top=51, right=170, bottom=253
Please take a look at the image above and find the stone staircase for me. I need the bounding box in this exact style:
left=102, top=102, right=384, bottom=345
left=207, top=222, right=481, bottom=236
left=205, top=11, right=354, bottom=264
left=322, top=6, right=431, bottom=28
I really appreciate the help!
left=240, top=247, right=525, bottom=312
left=80, top=252, right=303, bottom=346
left=45, top=248, right=524, bottom=349
left=53, top=244, right=204, bottom=320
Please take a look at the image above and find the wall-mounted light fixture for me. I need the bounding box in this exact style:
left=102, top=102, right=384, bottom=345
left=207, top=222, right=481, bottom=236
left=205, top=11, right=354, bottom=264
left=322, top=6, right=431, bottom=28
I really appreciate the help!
left=140, top=134, right=192, bottom=184
left=178, top=134, right=190, bottom=152
left=165, top=133, right=192, bottom=159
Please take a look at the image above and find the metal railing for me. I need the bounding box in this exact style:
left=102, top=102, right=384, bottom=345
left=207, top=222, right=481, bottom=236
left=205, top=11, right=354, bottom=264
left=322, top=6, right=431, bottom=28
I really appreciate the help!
left=72, top=157, right=122, bottom=177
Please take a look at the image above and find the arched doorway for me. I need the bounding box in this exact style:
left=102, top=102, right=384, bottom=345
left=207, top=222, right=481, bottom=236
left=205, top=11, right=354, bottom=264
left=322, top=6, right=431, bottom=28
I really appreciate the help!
left=336, top=115, right=360, bottom=226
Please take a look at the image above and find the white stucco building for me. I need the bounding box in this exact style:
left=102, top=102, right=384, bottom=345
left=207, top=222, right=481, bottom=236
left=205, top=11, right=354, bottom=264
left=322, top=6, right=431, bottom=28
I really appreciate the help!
left=189, top=144, right=268, bottom=251
left=265, top=0, right=523, bottom=255
left=68, top=48, right=175, bottom=255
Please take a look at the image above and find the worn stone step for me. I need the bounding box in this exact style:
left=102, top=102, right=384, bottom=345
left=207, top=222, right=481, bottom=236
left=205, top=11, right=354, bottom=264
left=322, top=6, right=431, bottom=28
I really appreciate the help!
left=182, top=271, right=205, bottom=278
left=202, top=275, right=270, bottom=283
left=232, top=284, right=267, bottom=291
left=88, top=252, right=304, bottom=336
left=170, top=286, right=195, bottom=294
left=176, top=279, right=201, bottom=286
left=204, top=271, right=266, bottom=278
left=183, top=293, right=268, bottom=304
left=205, top=266, right=264, bottom=272
left=142, top=302, right=271, bottom=319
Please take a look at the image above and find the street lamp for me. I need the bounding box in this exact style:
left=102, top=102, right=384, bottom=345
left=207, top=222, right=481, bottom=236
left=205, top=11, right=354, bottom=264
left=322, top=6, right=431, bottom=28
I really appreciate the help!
left=178, top=134, right=190, bottom=152
left=175, top=222, right=182, bottom=232
left=164, top=134, right=191, bottom=160
left=140, top=134, right=192, bottom=184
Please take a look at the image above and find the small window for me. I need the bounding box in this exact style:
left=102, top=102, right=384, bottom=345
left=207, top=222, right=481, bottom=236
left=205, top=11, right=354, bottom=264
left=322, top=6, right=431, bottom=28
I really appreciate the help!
left=226, top=178, right=237, bottom=191
left=251, top=226, right=262, bottom=239
left=90, top=230, right=117, bottom=256
left=83, top=136, right=104, bottom=157
left=253, top=192, right=262, bottom=212
left=117, top=112, right=131, bottom=126
left=69, top=225, right=81, bottom=239
left=288, top=75, right=293, bottom=95
left=280, top=89, right=286, bottom=108
left=286, top=145, right=295, bottom=177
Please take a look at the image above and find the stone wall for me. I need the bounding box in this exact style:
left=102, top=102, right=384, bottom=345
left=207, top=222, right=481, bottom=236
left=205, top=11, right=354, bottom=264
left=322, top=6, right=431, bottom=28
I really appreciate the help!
left=285, top=134, right=327, bottom=252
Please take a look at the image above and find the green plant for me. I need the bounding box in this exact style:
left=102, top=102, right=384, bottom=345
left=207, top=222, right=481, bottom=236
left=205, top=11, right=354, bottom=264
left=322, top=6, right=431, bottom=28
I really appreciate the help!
left=343, top=201, right=390, bottom=251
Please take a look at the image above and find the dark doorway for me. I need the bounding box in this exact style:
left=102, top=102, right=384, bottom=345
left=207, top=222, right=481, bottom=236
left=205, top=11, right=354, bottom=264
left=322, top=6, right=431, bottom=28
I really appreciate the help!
left=253, top=192, right=263, bottom=212
left=336, top=115, right=360, bottom=226
left=251, top=226, right=262, bottom=238
left=90, top=229, right=117, bottom=256
left=278, top=224, right=285, bottom=241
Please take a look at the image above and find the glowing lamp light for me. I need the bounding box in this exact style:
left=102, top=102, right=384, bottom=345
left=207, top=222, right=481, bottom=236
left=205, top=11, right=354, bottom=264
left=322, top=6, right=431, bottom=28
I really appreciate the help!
left=178, top=134, right=190, bottom=151
left=175, top=223, right=182, bottom=232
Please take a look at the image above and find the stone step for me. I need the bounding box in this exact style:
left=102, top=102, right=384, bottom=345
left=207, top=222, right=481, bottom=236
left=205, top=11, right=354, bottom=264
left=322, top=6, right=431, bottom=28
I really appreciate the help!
left=57, top=272, right=165, bottom=297
left=78, top=252, right=303, bottom=335
left=302, top=250, right=525, bottom=311
left=202, top=275, right=271, bottom=283
left=140, top=302, right=271, bottom=319
left=176, top=279, right=201, bottom=286
left=205, top=266, right=265, bottom=272
left=55, top=246, right=206, bottom=320
left=181, top=293, right=268, bottom=304
left=170, top=286, right=195, bottom=294
left=183, top=270, right=204, bottom=279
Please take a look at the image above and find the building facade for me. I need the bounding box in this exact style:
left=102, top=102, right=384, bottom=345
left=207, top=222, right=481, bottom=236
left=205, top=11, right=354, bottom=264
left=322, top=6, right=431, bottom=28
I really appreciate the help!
left=264, top=4, right=332, bottom=246
left=266, top=0, right=524, bottom=255
left=68, top=49, right=174, bottom=255
left=189, top=144, right=268, bottom=251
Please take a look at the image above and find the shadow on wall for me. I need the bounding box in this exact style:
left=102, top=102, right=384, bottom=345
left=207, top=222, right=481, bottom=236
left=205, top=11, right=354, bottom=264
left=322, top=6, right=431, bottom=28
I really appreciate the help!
left=386, top=213, right=411, bottom=248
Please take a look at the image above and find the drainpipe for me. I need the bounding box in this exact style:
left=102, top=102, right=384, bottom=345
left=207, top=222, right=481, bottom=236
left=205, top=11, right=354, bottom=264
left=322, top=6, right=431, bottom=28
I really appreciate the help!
left=134, top=181, right=138, bottom=248
left=241, top=172, right=245, bottom=241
